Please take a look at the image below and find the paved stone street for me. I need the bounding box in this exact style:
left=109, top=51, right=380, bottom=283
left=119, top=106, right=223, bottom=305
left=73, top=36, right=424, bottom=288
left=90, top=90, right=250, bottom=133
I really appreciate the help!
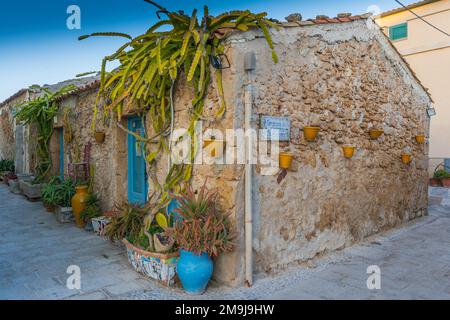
left=1, top=183, right=449, bottom=300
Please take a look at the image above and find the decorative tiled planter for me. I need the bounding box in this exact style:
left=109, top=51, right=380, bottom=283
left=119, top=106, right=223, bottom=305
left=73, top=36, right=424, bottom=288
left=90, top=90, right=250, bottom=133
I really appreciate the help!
left=123, top=239, right=179, bottom=287
left=54, top=206, right=74, bottom=224
left=19, top=180, right=42, bottom=200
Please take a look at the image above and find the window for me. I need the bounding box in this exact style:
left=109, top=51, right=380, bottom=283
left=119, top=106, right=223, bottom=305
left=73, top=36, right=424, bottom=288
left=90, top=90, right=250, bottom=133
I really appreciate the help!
left=389, top=23, right=408, bottom=41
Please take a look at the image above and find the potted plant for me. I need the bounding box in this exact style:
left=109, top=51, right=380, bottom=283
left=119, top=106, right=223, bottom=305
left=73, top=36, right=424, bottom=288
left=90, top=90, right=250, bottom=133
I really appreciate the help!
left=54, top=178, right=76, bottom=223
left=20, top=177, right=43, bottom=200
left=106, top=197, right=179, bottom=286
left=171, top=182, right=235, bottom=295
left=80, top=193, right=102, bottom=230
left=41, top=176, right=61, bottom=212
left=303, top=126, right=320, bottom=142
left=369, top=129, right=384, bottom=140
left=8, top=174, right=20, bottom=194
left=401, top=153, right=412, bottom=165
left=94, top=131, right=106, bottom=143
left=434, top=169, right=450, bottom=187
left=342, top=145, right=356, bottom=159
left=415, top=135, right=425, bottom=144
left=279, top=152, right=293, bottom=169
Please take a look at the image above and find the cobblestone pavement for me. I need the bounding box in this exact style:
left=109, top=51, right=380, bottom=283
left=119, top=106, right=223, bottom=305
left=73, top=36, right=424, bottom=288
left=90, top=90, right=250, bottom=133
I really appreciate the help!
left=1, top=183, right=450, bottom=299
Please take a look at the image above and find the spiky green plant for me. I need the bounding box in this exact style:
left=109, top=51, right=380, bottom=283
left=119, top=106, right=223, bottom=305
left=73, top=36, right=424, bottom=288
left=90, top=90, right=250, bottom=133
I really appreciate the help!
left=79, top=1, right=279, bottom=205
left=13, top=85, right=76, bottom=182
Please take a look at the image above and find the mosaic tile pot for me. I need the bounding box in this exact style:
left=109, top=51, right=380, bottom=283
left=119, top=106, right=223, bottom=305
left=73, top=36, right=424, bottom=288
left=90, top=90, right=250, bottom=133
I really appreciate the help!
left=122, top=239, right=179, bottom=286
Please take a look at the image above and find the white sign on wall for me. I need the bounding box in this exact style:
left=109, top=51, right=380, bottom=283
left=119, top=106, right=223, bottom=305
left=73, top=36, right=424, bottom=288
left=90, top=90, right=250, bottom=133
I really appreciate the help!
left=260, top=116, right=291, bottom=141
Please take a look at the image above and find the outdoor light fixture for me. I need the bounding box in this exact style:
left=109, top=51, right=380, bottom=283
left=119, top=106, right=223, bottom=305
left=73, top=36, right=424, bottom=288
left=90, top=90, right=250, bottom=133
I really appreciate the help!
left=427, top=105, right=437, bottom=117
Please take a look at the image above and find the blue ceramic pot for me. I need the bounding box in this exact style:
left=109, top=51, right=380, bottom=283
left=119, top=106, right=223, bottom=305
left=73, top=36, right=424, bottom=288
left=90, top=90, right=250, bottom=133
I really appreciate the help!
left=177, top=250, right=213, bottom=294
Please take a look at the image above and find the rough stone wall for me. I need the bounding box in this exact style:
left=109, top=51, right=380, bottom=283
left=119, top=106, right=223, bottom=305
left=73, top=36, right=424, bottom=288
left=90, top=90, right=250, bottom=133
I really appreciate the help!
left=225, top=19, right=431, bottom=273
left=0, top=104, right=16, bottom=161
left=53, top=90, right=128, bottom=211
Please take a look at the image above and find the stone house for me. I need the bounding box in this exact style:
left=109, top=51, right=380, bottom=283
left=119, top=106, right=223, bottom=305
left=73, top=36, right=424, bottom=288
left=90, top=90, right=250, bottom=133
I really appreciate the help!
left=1, top=13, right=433, bottom=288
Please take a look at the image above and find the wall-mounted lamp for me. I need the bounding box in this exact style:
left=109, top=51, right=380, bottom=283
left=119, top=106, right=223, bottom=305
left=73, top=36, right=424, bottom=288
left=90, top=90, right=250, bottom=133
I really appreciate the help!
left=427, top=105, right=436, bottom=117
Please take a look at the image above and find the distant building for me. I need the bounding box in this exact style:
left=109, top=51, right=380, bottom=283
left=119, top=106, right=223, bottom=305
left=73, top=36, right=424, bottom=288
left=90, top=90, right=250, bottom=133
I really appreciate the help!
left=375, top=0, right=450, bottom=170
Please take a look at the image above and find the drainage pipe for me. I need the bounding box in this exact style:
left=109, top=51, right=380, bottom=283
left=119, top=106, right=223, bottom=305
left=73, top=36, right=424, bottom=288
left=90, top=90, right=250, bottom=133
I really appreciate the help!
left=244, top=52, right=256, bottom=287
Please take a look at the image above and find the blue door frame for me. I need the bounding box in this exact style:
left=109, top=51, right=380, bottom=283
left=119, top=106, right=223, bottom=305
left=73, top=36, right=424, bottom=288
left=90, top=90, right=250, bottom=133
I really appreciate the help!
left=127, top=116, right=148, bottom=205
left=59, top=129, right=64, bottom=178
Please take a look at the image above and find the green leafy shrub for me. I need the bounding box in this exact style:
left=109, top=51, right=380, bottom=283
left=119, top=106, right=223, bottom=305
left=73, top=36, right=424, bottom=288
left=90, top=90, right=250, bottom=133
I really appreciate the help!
left=434, top=169, right=450, bottom=179
left=80, top=193, right=102, bottom=222
left=41, top=176, right=62, bottom=207
left=55, top=178, right=76, bottom=207
left=0, top=159, right=14, bottom=172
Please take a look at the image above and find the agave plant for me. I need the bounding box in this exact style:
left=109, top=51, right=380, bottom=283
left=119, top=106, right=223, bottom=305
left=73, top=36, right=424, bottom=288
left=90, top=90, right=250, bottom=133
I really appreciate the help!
left=79, top=1, right=279, bottom=200
left=171, top=181, right=236, bottom=257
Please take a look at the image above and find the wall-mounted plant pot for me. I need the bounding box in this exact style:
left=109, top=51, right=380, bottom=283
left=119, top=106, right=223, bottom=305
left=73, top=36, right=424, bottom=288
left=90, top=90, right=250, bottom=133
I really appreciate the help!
left=303, top=126, right=320, bottom=142
left=369, top=129, right=384, bottom=140
left=415, top=135, right=425, bottom=144
left=94, top=131, right=106, bottom=143
left=279, top=152, right=293, bottom=169
left=203, top=139, right=224, bottom=158
left=342, top=146, right=356, bottom=159
left=401, top=154, right=412, bottom=164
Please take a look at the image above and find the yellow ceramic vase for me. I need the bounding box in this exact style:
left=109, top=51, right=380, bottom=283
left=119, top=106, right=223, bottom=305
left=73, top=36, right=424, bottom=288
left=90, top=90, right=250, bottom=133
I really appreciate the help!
left=303, top=126, right=320, bottom=142
left=401, top=154, right=412, bottom=164
left=342, top=146, right=356, bottom=159
left=279, top=152, right=293, bottom=169
left=72, top=185, right=89, bottom=228
left=369, top=129, right=384, bottom=140
left=415, top=135, right=425, bottom=144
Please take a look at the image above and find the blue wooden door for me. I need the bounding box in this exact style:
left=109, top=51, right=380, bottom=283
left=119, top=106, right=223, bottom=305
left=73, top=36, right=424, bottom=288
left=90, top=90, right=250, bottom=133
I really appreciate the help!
left=59, top=129, right=64, bottom=178
left=127, top=117, right=147, bottom=205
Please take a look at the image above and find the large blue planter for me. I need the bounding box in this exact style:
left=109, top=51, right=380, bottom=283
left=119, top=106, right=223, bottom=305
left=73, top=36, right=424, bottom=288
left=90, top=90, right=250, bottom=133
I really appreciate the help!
left=177, top=250, right=213, bottom=294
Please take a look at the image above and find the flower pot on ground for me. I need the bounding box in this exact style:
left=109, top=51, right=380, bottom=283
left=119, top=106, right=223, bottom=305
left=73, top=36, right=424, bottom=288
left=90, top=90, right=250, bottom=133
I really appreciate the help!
left=52, top=178, right=75, bottom=223
left=441, top=178, right=450, bottom=188
left=94, top=131, right=106, bottom=143
left=20, top=179, right=43, bottom=200
left=429, top=178, right=441, bottom=187
left=279, top=152, right=293, bottom=169
left=71, top=185, right=89, bottom=228
left=401, top=153, right=412, bottom=165
left=342, top=146, right=356, bottom=159
left=8, top=179, right=20, bottom=194
left=80, top=193, right=102, bottom=229
left=303, top=126, right=320, bottom=142
left=41, top=176, right=61, bottom=212
left=415, top=135, right=425, bottom=144
left=4, top=172, right=17, bottom=186
left=369, top=129, right=384, bottom=140
left=172, top=182, right=235, bottom=295
left=54, top=206, right=74, bottom=223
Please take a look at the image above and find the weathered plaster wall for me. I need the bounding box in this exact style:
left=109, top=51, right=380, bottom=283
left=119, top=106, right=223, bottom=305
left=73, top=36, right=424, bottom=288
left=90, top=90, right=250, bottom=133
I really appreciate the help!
left=225, top=19, right=431, bottom=273
left=53, top=90, right=128, bottom=211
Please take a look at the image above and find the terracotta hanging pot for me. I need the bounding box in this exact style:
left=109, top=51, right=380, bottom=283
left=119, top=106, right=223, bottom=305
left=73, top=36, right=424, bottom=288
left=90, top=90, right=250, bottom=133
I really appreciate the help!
left=279, top=152, right=293, bottom=169
left=401, top=153, right=412, bottom=164
left=415, top=135, right=425, bottom=144
left=342, top=146, right=356, bottom=159
left=369, top=129, right=384, bottom=140
left=94, top=131, right=106, bottom=143
left=303, top=126, right=320, bottom=142
left=64, top=132, right=73, bottom=143
left=71, top=185, right=89, bottom=228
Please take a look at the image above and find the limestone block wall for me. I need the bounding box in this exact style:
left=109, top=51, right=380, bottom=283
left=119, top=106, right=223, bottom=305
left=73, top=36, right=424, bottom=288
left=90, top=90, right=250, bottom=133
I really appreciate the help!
left=224, top=19, right=431, bottom=273
left=53, top=91, right=128, bottom=211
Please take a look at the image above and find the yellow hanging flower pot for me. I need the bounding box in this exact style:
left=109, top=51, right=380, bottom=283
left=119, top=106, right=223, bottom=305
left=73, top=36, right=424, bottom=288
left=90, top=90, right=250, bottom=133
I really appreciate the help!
left=94, top=131, right=106, bottom=143
left=415, top=135, right=425, bottom=144
left=369, top=129, right=384, bottom=140
left=303, top=126, right=320, bottom=142
left=342, top=146, right=356, bottom=159
left=401, top=153, right=412, bottom=164
left=279, top=152, right=293, bottom=169
left=203, top=139, right=224, bottom=158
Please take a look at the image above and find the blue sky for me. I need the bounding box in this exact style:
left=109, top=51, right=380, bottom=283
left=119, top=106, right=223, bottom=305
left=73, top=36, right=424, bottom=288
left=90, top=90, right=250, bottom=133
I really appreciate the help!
left=0, top=0, right=418, bottom=101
